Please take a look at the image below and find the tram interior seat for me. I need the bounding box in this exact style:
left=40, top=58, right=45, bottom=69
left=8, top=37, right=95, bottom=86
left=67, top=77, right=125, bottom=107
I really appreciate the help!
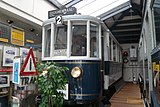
left=138, top=74, right=144, bottom=99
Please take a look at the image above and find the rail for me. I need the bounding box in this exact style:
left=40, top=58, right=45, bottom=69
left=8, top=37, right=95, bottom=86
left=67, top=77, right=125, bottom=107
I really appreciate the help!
left=138, top=73, right=144, bottom=99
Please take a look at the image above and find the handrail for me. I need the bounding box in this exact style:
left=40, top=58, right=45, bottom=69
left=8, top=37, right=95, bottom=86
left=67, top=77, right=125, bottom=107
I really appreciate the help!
left=138, top=73, right=144, bottom=99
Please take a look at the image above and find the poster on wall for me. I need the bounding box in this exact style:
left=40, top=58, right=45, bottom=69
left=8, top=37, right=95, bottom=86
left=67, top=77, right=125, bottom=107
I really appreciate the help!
left=0, top=75, right=10, bottom=88
left=20, top=47, right=37, bottom=62
left=20, top=48, right=36, bottom=58
left=20, top=48, right=29, bottom=61
left=11, top=28, right=24, bottom=46
left=3, top=46, right=18, bottom=66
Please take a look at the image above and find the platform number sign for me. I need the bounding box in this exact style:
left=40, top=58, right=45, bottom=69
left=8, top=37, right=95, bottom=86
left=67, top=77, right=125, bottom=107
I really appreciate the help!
left=55, top=16, right=63, bottom=25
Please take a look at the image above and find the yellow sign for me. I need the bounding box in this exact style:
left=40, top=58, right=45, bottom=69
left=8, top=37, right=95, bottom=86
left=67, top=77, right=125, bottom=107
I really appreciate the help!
left=0, top=38, right=8, bottom=42
left=155, top=65, right=160, bottom=72
left=153, top=62, right=156, bottom=71
left=11, top=28, right=24, bottom=46
left=26, top=39, right=34, bottom=43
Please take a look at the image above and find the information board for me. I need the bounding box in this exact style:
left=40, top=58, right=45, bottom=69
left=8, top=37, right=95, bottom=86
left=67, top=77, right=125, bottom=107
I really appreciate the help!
left=11, top=28, right=24, bottom=46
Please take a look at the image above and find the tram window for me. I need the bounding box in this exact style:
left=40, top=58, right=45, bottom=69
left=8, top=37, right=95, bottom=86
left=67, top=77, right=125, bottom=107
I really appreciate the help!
left=109, top=37, right=112, bottom=60
left=119, top=48, right=122, bottom=62
left=71, top=24, right=87, bottom=56
left=113, top=42, right=116, bottom=61
left=54, top=25, right=67, bottom=56
left=90, top=22, right=99, bottom=57
left=44, top=26, right=51, bottom=57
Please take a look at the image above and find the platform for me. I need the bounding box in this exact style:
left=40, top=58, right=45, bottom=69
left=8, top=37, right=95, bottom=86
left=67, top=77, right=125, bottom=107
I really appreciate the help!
left=110, top=83, right=144, bottom=107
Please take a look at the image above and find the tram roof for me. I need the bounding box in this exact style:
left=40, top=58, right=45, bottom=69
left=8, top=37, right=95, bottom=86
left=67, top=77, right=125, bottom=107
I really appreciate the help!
left=50, top=0, right=146, bottom=44
left=43, top=15, right=102, bottom=25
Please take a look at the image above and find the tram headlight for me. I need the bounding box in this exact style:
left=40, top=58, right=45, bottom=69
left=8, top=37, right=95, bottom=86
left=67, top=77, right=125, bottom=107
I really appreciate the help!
left=71, top=67, right=82, bottom=78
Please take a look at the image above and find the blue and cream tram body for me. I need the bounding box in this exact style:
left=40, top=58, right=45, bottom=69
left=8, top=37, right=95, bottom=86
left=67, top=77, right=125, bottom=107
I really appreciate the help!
left=42, top=15, right=123, bottom=105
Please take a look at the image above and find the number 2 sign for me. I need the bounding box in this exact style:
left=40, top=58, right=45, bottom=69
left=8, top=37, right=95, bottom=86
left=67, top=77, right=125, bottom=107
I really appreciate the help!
left=55, top=16, right=63, bottom=25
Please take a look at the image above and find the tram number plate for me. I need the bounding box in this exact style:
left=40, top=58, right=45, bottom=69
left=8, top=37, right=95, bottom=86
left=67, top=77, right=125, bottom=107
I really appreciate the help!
left=55, top=16, right=63, bottom=25
left=57, top=84, right=69, bottom=100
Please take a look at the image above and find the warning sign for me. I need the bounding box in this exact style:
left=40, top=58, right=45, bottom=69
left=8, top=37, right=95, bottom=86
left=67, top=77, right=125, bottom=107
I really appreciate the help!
left=20, top=48, right=38, bottom=76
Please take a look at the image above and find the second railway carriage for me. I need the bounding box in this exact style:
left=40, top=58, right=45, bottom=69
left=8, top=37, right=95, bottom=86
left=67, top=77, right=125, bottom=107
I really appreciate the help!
left=42, top=15, right=123, bottom=106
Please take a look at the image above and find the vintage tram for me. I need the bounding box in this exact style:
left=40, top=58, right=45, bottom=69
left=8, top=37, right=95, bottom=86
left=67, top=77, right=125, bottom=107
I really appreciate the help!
left=42, top=15, right=123, bottom=106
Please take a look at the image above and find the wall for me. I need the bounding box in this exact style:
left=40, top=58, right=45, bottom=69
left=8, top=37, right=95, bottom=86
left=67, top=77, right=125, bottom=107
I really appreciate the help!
left=121, top=43, right=142, bottom=82
left=0, top=0, right=56, bottom=25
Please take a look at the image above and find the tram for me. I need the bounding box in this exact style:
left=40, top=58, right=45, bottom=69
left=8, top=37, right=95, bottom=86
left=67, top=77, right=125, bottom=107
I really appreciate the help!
left=42, top=15, right=123, bottom=106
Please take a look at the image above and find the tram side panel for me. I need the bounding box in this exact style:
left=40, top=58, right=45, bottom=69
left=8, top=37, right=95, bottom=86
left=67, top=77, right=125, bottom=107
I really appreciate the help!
left=102, top=32, right=123, bottom=102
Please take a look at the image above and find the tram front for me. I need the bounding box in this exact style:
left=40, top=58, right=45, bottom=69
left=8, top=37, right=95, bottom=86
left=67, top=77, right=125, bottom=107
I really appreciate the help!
left=42, top=15, right=102, bottom=105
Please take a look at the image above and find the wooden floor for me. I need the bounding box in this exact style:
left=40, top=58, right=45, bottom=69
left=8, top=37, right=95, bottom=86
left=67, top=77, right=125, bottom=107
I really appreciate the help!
left=110, top=83, right=144, bottom=107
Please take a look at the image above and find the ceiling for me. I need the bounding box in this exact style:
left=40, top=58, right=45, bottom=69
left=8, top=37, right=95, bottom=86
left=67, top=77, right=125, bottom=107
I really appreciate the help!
left=53, top=0, right=146, bottom=44
left=98, top=0, right=146, bottom=44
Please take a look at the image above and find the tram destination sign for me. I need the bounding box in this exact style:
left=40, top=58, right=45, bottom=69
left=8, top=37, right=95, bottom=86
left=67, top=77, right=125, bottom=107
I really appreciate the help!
left=48, top=7, right=77, bottom=19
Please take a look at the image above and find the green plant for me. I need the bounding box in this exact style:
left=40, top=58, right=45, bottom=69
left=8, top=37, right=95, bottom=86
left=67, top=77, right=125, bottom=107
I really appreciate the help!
left=36, top=62, right=68, bottom=107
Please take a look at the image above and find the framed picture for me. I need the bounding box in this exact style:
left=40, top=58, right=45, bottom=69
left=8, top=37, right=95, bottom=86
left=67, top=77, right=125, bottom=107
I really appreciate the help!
left=0, top=75, right=10, bottom=88
left=20, top=48, right=37, bottom=62
left=3, top=46, right=18, bottom=66
left=20, top=48, right=29, bottom=57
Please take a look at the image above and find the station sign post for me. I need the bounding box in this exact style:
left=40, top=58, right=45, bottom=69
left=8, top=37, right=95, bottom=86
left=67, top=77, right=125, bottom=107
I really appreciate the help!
left=48, top=7, right=77, bottom=19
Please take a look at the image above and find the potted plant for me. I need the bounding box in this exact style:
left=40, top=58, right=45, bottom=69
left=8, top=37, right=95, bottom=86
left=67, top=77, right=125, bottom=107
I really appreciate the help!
left=36, top=62, right=68, bottom=107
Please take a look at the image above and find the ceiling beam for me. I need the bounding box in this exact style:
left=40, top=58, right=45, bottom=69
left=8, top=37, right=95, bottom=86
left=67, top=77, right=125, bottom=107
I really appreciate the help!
left=48, top=0, right=63, bottom=9
left=115, top=35, right=139, bottom=40
left=119, top=39, right=139, bottom=44
left=98, top=1, right=131, bottom=21
left=114, top=33, right=140, bottom=37
left=112, top=30, right=141, bottom=35
left=65, top=0, right=83, bottom=8
left=112, top=24, right=141, bottom=30
left=113, top=18, right=141, bottom=25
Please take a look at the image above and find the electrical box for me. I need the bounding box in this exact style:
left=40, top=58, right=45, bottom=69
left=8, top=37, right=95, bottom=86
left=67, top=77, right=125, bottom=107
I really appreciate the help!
left=130, top=46, right=137, bottom=61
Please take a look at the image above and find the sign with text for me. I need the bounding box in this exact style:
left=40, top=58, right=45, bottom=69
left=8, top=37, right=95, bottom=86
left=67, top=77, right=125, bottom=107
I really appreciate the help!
left=13, top=58, right=21, bottom=84
left=55, top=16, right=63, bottom=25
left=20, top=76, right=37, bottom=86
left=11, top=28, right=24, bottom=46
left=48, top=7, right=77, bottom=18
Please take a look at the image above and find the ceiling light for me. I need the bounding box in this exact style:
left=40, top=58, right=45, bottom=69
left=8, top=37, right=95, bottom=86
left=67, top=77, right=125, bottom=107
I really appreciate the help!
left=30, top=28, right=35, bottom=32
left=7, top=20, right=13, bottom=24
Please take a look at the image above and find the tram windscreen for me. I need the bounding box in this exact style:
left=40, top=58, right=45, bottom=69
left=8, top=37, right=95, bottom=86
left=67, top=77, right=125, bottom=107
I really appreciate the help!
left=54, top=25, right=67, bottom=56
left=71, top=25, right=86, bottom=56
left=90, top=23, right=99, bottom=57
left=44, top=28, right=51, bottom=57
